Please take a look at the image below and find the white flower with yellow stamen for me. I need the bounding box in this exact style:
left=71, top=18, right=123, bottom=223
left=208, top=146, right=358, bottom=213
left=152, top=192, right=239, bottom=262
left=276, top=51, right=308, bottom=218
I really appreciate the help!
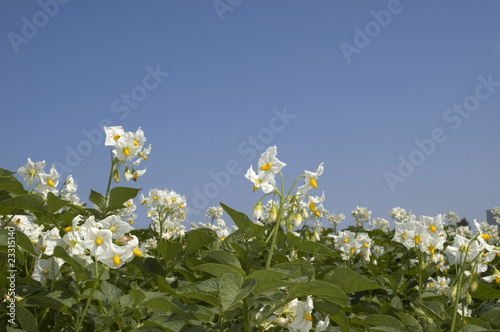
left=256, top=146, right=286, bottom=185
left=297, top=162, right=324, bottom=194
left=82, top=227, right=113, bottom=257
left=114, top=133, right=141, bottom=161
left=100, top=215, right=132, bottom=240
left=245, top=166, right=275, bottom=193
left=104, top=126, right=125, bottom=146
left=288, top=296, right=314, bottom=331
left=17, top=158, right=45, bottom=185
left=39, top=165, right=60, bottom=193
left=97, top=243, right=134, bottom=269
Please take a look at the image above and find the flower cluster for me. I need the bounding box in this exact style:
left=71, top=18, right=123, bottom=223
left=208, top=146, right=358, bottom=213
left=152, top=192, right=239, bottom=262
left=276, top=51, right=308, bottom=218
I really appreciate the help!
left=104, top=126, right=150, bottom=182
left=390, top=207, right=407, bottom=221
left=351, top=206, right=371, bottom=227
left=476, top=220, right=499, bottom=246
left=191, top=207, right=237, bottom=241
left=492, top=207, right=500, bottom=224
left=370, top=217, right=391, bottom=233
left=444, top=211, right=460, bottom=224
left=17, top=158, right=81, bottom=203
left=4, top=213, right=144, bottom=286
left=245, top=146, right=286, bottom=193
left=393, top=214, right=447, bottom=258
left=331, top=230, right=373, bottom=262
left=141, top=188, right=188, bottom=240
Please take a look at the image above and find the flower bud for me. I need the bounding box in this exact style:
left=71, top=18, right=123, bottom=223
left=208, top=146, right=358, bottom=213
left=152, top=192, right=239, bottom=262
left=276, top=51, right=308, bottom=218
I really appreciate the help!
left=294, top=213, right=303, bottom=228
left=252, top=201, right=263, bottom=220
left=115, top=235, right=134, bottom=246
left=269, top=206, right=277, bottom=222
left=469, top=280, right=478, bottom=292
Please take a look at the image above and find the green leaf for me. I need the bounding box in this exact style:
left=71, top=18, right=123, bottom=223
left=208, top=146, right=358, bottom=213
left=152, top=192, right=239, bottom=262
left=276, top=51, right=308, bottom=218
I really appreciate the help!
left=46, top=192, right=69, bottom=214
left=101, top=280, right=124, bottom=302
left=156, top=241, right=183, bottom=263
left=194, top=263, right=246, bottom=278
left=220, top=202, right=264, bottom=238
left=220, top=273, right=244, bottom=310
left=15, top=304, right=39, bottom=332
left=314, top=300, right=349, bottom=331
left=471, top=282, right=500, bottom=300
left=324, top=267, right=381, bottom=293
left=89, top=190, right=106, bottom=211
left=464, top=317, right=492, bottom=330
left=286, top=280, right=349, bottom=302
left=186, top=228, right=218, bottom=254
left=11, top=229, right=37, bottom=256
left=0, top=167, right=15, bottom=176
left=52, top=246, right=86, bottom=280
left=395, top=312, right=422, bottom=331
left=233, top=278, right=256, bottom=305
left=202, top=250, right=241, bottom=269
left=296, top=240, right=339, bottom=258
left=364, top=314, right=406, bottom=331
left=0, top=175, right=25, bottom=195
left=0, top=194, right=45, bottom=214
left=107, top=186, right=141, bottom=210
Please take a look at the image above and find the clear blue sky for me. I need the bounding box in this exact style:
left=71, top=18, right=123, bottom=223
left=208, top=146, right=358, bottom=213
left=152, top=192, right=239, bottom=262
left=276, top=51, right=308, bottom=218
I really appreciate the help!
left=1, top=0, right=499, bottom=230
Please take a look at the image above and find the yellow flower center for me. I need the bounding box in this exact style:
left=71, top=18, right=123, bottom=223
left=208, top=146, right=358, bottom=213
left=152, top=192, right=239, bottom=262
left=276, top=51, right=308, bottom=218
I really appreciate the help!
left=64, top=226, right=72, bottom=232
left=133, top=139, right=139, bottom=146
left=429, top=283, right=434, bottom=288
left=429, top=245, right=435, bottom=255
left=40, top=246, right=46, bottom=252
left=133, top=248, right=142, bottom=257
left=315, top=210, right=320, bottom=217
left=260, top=163, right=272, bottom=171
left=124, top=147, right=130, bottom=157
left=113, top=255, right=120, bottom=266
left=305, top=313, right=313, bottom=322
left=15, top=218, right=21, bottom=225
left=363, top=242, right=368, bottom=248
left=310, top=177, right=317, bottom=189
left=127, top=201, right=132, bottom=206
left=430, top=225, right=437, bottom=233
left=495, top=276, right=500, bottom=283
left=482, top=234, right=490, bottom=240
left=402, top=232, right=406, bottom=240
left=96, top=237, right=103, bottom=245
left=309, top=202, right=316, bottom=212
left=344, top=238, right=349, bottom=243
left=415, top=235, right=420, bottom=245
left=253, top=185, right=258, bottom=192
left=144, top=155, right=148, bottom=160
left=179, top=204, right=184, bottom=209
left=221, top=237, right=225, bottom=242
left=113, top=134, right=120, bottom=140
left=350, top=247, right=355, bottom=254
left=153, top=195, right=158, bottom=200
left=47, top=179, right=55, bottom=187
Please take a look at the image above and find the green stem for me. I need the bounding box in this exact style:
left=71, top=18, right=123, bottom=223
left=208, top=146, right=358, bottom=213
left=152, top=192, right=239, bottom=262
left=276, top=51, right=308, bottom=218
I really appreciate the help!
left=104, top=148, right=116, bottom=203
left=243, top=298, right=249, bottom=332
left=75, top=264, right=105, bottom=332
left=265, top=172, right=284, bottom=269
left=418, top=250, right=422, bottom=301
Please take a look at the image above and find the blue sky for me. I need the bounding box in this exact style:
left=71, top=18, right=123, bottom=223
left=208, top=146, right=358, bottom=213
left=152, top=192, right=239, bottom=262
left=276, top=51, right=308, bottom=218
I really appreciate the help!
left=1, top=0, right=499, bottom=230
